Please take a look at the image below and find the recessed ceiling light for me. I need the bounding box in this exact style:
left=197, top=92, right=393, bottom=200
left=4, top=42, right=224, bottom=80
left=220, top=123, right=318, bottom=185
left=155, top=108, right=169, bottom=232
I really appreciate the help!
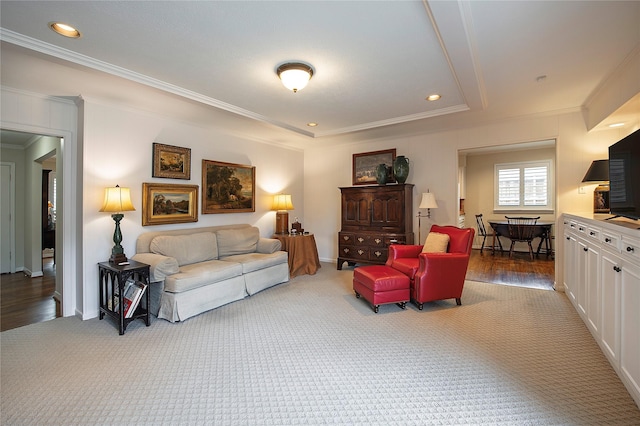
left=307, top=122, right=318, bottom=127
left=49, top=22, right=81, bottom=38
left=426, top=94, right=441, bottom=101
left=608, top=122, right=625, bottom=128
left=536, top=75, right=547, bottom=83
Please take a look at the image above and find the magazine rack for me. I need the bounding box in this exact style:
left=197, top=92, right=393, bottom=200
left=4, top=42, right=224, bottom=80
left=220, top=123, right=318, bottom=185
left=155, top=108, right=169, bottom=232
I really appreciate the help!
left=98, top=260, right=150, bottom=335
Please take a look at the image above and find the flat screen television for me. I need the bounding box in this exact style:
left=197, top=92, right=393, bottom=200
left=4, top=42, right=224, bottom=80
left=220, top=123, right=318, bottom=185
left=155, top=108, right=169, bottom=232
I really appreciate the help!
left=609, top=128, right=640, bottom=221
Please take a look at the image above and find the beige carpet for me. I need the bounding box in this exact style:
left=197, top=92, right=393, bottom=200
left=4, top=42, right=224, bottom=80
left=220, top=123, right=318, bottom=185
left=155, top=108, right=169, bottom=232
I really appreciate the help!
left=2, top=263, right=639, bottom=425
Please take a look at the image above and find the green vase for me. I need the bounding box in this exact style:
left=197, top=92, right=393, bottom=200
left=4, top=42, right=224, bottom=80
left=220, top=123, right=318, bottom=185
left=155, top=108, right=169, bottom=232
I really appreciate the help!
left=393, top=155, right=410, bottom=184
left=375, top=163, right=388, bottom=185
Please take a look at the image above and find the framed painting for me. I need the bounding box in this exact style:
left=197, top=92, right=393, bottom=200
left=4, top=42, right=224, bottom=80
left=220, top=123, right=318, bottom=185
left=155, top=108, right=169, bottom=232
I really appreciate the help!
left=142, top=183, right=198, bottom=226
left=352, top=148, right=396, bottom=185
left=152, top=143, right=191, bottom=179
left=202, top=160, right=255, bottom=214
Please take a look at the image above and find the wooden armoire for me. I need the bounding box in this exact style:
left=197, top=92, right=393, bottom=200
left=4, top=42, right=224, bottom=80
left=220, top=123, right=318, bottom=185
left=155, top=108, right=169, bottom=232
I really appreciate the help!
left=337, top=184, right=414, bottom=269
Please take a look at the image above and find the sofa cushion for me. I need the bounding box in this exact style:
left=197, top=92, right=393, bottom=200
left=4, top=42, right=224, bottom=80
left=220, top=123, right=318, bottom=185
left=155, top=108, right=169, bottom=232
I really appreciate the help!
left=421, top=232, right=450, bottom=253
left=150, top=232, right=218, bottom=266
left=221, top=251, right=288, bottom=274
left=130, top=252, right=180, bottom=282
left=216, top=227, right=259, bottom=257
left=163, top=259, right=243, bottom=293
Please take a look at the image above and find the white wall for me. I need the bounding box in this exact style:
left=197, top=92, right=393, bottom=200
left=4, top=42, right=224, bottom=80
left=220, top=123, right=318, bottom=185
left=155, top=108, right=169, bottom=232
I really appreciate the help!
left=81, top=98, right=305, bottom=319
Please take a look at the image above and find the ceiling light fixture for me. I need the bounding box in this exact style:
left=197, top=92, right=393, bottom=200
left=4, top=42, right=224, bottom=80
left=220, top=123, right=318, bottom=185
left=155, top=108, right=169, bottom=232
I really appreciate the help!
left=49, top=22, right=81, bottom=38
left=609, top=122, right=625, bottom=128
left=277, top=62, right=314, bottom=93
left=307, top=122, right=318, bottom=127
left=426, top=94, right=441, bottom=101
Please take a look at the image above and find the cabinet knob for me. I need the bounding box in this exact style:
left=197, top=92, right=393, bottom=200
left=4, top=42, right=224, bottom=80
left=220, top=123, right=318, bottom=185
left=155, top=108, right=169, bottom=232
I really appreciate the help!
left=343, top=248, right=350, bottom=254
left=583, top=247, right=588, bottom=252
left=627, top=246, right=635, bottom=253
left=566, top=237, right=570, bottom=241
left=357, top=250, right=364, bottom=255
left=357, top=237, right=364, bottom=243
left=579, top=227, right=584, bottom=231
left=374, top=251, right=382, bottom=257
left=613, top=266, right=622, bottom=273
left=590, top=232, right=595, bottom=236
left=605, top=238, right=612, bottom=243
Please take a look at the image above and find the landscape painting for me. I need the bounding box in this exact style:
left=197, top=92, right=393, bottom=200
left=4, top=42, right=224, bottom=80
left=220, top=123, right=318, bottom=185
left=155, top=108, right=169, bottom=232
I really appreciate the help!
left=202, top=160, right=255, bottom=213
left=152, top=143, right=191, bottom=179
left=142, top=183, right=198, bottom=225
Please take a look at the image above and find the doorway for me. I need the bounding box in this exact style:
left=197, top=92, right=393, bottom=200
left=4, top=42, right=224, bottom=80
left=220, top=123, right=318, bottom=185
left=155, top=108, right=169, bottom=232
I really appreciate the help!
left=458, top=140, right=557, bottom=289
left=0, top=129, right=63, bottom=322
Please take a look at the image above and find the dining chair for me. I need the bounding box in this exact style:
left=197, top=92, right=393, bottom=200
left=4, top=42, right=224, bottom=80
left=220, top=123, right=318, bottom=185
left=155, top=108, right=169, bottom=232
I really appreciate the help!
left=474, top=214, right=503, bottom=254
left=505, top=216, right=540, bottom=260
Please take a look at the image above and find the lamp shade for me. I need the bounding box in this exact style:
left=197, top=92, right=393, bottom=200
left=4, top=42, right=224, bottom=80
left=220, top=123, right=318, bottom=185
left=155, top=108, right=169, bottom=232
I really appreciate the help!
left=418, top=192, right=438, bottom=209
left=99, top=185, right=135, bottom=213
left=272, top=194, right=294, bottom=211
left=277, top=63, right=313, bottom=93
left=582, top=159, right=609, bottom=182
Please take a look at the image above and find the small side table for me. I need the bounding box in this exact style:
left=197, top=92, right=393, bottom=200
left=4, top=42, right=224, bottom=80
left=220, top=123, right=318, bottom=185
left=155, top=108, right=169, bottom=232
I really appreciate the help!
left=273, top=233, right=321, bottom=277
left=98, top=260, right=151, bottom=335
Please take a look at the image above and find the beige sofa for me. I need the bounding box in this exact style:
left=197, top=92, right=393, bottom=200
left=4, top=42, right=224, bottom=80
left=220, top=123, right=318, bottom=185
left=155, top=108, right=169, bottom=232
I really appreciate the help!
left=132, top=224, right=289, bottom=322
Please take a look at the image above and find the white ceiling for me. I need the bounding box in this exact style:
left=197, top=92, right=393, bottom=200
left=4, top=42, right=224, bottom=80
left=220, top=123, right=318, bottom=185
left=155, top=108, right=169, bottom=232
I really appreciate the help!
left=1, top=1, right=639, bottom=143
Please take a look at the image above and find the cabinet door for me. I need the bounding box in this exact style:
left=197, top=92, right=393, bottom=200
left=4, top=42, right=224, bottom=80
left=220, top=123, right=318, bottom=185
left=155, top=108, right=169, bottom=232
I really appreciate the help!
left=600, top=250, right=621, bottom=365
left=370, top=191, right=403, bottom=228
left=620, top=261, right=640, bottom=400
left=576, top=239, right=587, bottom=317
left=342, top=192, right=370, bottom=227
left=586, top=243, right=601, bottom=337
left=563, top=232, right=577, bottom=306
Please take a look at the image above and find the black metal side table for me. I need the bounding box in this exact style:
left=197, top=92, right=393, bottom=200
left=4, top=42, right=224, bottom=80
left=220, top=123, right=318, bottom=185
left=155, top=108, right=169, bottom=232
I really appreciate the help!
left=98, top=260, right=151, bottom=335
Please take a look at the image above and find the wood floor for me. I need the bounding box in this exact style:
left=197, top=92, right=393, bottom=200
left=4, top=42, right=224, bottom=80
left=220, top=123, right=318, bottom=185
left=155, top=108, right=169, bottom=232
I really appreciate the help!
left=1, top=257, right=59, bottom=332
left=0, top=252, right=555, bottom=332
left=466, top=248, right=555, bottom=290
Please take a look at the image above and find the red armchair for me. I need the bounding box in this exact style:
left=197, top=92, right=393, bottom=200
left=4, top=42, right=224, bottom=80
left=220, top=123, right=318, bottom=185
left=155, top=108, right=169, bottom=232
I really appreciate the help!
left=386, top=224, right=475, bottom=309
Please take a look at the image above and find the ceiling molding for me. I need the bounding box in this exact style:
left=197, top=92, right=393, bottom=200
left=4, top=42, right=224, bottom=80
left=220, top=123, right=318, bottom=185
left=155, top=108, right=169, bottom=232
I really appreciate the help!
left=313, top=104, right=470, bottom=138
left=0, top=28, right=315, bottom=138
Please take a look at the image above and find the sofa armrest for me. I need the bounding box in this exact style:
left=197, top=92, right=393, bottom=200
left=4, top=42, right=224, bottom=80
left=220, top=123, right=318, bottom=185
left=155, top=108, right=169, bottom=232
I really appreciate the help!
left=257, top=237, right=282, bottom=254
left=131, top=253, right=180, bottom=282
left=385, top=244, right=423, bottom=266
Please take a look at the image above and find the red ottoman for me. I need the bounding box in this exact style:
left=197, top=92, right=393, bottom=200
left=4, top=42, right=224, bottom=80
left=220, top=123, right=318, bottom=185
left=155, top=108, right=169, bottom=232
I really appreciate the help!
left=353, top=265, right=410, bottom=313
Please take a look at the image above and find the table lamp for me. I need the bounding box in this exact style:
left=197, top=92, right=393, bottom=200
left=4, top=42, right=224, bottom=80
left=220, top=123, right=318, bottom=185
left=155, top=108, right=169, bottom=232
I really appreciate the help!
left=417, top=191, right=438, bottom=243
left=582, top=159, right=609, bottom=213
left=272, top=194, right=294, bottom=234
left=100, top=185, right=136, bottom=264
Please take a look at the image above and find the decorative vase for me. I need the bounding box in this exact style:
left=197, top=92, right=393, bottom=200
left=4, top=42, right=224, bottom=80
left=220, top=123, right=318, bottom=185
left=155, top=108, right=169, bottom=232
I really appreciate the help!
left=375, top=163, right=388, bottom=185
left=393, top=155, right=410, bottom=184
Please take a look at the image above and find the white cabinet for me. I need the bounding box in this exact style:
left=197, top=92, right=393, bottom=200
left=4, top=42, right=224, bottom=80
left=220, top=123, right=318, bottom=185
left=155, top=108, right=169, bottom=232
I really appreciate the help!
left=563, top=213, right=640, bottom=408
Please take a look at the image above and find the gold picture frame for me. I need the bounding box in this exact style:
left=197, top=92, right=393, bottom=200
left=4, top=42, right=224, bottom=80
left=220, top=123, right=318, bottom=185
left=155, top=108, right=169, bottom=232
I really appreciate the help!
left=352, top=148, right=396, bottom=185
left=142, top=183, right=198, bottom=226
left=202, top=160, right=255, bottom=214
left=152, top=143, right=191, bottom=179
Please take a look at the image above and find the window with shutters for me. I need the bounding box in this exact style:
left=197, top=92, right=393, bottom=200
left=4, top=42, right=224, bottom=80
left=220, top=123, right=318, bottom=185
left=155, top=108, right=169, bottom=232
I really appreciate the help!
left=494, top=160, right=554, bottom=211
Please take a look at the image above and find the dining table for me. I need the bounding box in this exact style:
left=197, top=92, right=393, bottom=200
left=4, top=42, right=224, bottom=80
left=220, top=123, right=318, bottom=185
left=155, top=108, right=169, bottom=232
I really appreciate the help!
left=488, top=220, right=554, bottom=258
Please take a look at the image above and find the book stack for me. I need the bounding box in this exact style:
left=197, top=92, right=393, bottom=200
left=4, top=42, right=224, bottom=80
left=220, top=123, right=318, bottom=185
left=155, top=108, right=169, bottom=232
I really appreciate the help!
left=121, top=278, right=147, bottom=318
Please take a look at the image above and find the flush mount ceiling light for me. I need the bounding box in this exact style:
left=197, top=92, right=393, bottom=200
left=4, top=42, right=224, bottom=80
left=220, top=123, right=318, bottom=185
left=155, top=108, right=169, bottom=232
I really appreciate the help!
left=426, top=94, right=441, bottom=101
left=277, top=62, right=314, bottom=93
left=49, top=22, right=81, bottom=38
